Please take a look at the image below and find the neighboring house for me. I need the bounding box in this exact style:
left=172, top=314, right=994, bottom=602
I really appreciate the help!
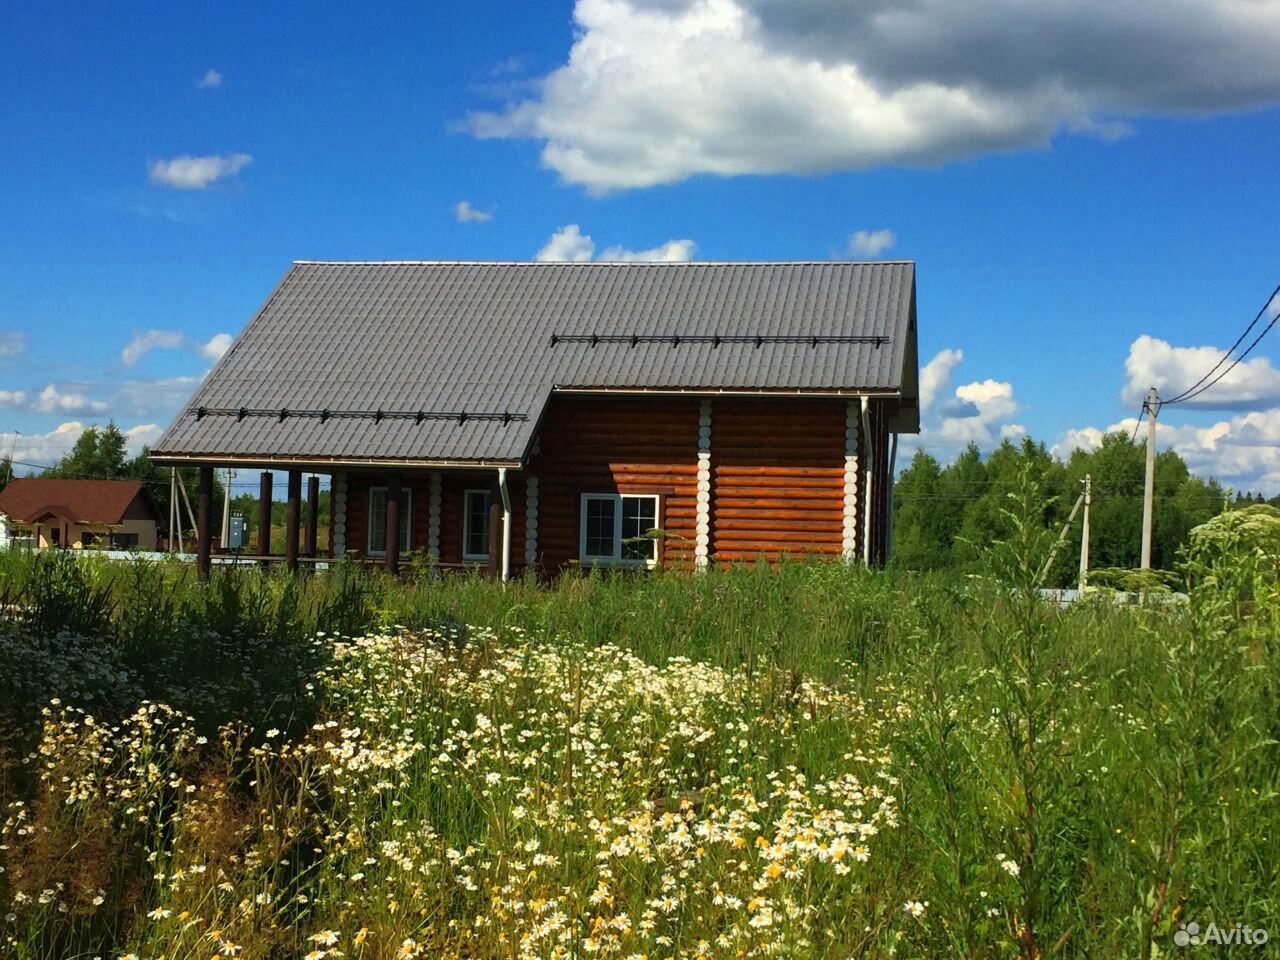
left=0, top=478, right=161, bottom=550
left=152, top=261, right=920, bottom=578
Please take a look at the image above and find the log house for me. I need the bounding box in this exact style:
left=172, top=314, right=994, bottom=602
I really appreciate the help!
left=151, top=261, right=920, bottom=579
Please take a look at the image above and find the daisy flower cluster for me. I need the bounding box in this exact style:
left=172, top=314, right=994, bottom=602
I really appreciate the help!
left=3, top=626, right=909, bottom=958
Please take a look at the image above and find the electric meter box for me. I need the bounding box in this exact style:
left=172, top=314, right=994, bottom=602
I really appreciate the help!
left=228, top=514, right=247, bottom=550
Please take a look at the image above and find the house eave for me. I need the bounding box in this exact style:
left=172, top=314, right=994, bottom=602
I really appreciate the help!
left=148, top=453, right=524, bottom=473
left=552, top=386, right=903, bottom=399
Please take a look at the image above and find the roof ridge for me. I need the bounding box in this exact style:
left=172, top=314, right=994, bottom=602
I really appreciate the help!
left=290, top=259, right=916, bottom=266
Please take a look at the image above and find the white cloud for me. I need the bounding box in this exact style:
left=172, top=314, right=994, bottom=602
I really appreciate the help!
left=111, top=376, right=204, bottom=417
left=1053, top=424, right=1112, bottom=459
left=120, top=329, right=231, bottom=366
left=122, top=329, right=185, bottom=367
left=919, top=347, right=963, bottom=412
left=1, top=421, right=161, bottom=471
left=148, top=153, right=252, bottom=190
left=199, top=333, right=233, bottom=362
left=454, top=200, right=493, bottom=223
left=469, top=0, right=1280, bottom=193
left=906, top=348, right=1024, bottom=461
left=0, top=389, right=27, bottom=409
left=599, top=238, right=696, bottom=262
left=535, top=224, right=697, bottom=262
left=124, top=423, right=163, bottom=455
left=0, top=422, right=86, bottom=470
left=1123, top=334, right=1280, bottom=410
left=536, top=225, right=597, bottom=262
left=0, top=331, right=24, bottom=360
left=936, top=378, right=1020, bottom=446
left=1054, top=408, right=1280, bottom=494
left=848, top=229, right=896, bottom=258
left=197, top=68, right=223, bottom=90
left=32, top=384, right=108, bottom=415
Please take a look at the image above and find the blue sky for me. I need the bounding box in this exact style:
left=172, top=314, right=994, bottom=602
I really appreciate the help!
left=3, top=1, right=1280, bottom=489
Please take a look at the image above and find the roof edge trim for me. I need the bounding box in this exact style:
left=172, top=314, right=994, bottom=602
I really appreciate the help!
left=149, top=453, right=523, bottom=472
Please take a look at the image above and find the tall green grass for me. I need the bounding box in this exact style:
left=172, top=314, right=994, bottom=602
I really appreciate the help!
left=0, top=483, right=1276, bottom=959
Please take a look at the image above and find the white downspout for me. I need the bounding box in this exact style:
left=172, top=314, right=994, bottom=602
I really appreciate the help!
left=887, top=432, right=898, bottom=562
left=497, top=467, right=512, bottom=582
left=860, top=397, right=874, bottom=566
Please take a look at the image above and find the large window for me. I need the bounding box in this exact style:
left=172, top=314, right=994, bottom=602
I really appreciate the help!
left=368, top=487, right=412, bottom=555
left=463, top=489, right=493, bottom=561
left=579, top=493, right=659, bottom=567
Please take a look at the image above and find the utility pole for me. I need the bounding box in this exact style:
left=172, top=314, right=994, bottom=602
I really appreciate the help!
left=1079, top=474, right=1091, bottom=590
left=1140, top=386, right=1158, bottom=569
left=169, top=468, right=179, bottom=553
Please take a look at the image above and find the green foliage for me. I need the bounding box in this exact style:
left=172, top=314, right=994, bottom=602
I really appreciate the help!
left=1190, top=503, right=1280, bottom=560
left=894, top=430, right=1228, bottom=582
left=1, top=536, right=1277, bottom=959
left=1086, top=566, right=1183, bottom=593
left=41, top=423, right=130, bottom=479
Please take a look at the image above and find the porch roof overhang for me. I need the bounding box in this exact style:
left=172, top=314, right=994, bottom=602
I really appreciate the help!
left=147, top=452, right=524, bottom=473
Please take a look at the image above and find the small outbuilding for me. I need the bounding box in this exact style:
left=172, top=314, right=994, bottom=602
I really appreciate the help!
left=0, top=478, right=161, bottom=550
left=152, top=260, right=921, bottom=578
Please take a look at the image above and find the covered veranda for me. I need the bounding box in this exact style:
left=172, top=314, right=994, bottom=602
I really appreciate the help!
left=166, top=457, right=518, bottom=582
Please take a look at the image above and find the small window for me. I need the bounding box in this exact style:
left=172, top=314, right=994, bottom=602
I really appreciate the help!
left=368, top=487, right=412, bottom=555
left=463, top=489, right=493, bottom=561
left=579, top=493, right=659, bottom=567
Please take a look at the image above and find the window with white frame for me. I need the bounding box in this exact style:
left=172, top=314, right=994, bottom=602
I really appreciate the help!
left=463, top=489, right=493, bottom=561
left=367, top=487, right=412, bottom=555
left=579, top=493, right=659, bottom=567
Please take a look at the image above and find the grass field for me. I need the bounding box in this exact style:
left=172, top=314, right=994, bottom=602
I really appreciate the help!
left=1, top=488, right=1277, bottom=959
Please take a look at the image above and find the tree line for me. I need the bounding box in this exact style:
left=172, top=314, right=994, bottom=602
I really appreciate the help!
left=891, top=432, right=1251, bottom=577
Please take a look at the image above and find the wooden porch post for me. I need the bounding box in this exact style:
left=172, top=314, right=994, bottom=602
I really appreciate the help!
left=305, top=475, right=320, bottom=557
left=386, top=473, right=402, bottom=576
left=257, top=471, right=273, bottom=561
left=285, top=469, right=302, bottom=572
left=196, top=466, right=213, bottom=581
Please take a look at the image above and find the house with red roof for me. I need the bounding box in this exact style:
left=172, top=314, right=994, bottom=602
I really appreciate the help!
left=0, top=478, right=161, bottom=550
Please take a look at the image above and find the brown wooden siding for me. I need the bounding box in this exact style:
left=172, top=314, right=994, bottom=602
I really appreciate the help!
left=344, top=470, right=529, bottom=571
left=340, top=394, right=894, bottom=572
left=526, top=395, right=701, bottom=571
left=710, top=398, right=847, bottom=563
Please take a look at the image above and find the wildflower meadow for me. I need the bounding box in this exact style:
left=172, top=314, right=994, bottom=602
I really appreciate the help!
left=1, top=487, right=1277, bottom=959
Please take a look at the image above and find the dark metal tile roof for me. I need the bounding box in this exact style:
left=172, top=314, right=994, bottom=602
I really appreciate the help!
left=154, top=260, right=917, bottom=464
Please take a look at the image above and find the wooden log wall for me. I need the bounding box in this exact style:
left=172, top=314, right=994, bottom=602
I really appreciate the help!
left=341, top=393, right=894, bottom=572
left=344, top=471, right=528, bottom=570
left=526, top=395, right=701, bottom=571
left=709, top=398, right=848, bottom=563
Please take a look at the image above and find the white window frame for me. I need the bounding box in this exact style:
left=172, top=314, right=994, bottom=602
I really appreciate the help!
left=367, top=486, right=412, bottom=556
left=462, top=488, right=493, bottom=562
left=579, top=493, right=660, bottom=568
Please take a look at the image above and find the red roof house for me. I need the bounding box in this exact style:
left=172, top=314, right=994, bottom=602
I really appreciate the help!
left=0, top=478, right=161, bottom=550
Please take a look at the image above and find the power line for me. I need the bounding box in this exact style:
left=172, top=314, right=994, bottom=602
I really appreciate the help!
left=1130, top=403, right=1146, bottom=443
left=1163, top=307, right=1280, bottom=408
left=1161, top=283, right=1280, bottom=407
